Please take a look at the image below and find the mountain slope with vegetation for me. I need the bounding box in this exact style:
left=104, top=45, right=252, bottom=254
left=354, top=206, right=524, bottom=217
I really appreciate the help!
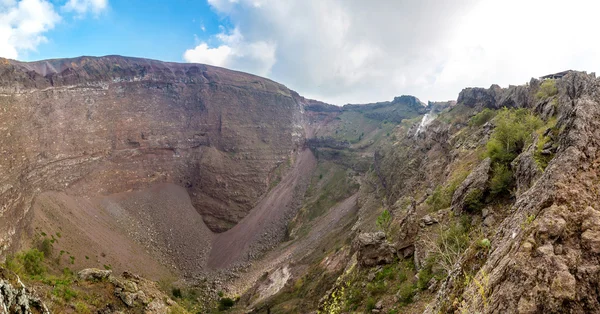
left=1, top=56, right=599, bottom=314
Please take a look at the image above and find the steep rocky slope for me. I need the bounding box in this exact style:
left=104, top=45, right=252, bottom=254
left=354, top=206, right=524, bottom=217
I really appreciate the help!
left=4, top=54, right=600, bottom=314
left=245, top=71, right=600, bottom=314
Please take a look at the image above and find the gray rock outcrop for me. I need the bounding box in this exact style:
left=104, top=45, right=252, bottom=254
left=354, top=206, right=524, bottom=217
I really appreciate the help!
left=0, top=268, right=49, bottom=314
left=353, top=232, right=395, bottom=267
left=451, top=157, right=491, bottom=213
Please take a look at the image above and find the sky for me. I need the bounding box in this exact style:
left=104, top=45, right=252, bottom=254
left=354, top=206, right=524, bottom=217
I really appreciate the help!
left=1, top=0, right=599, bottom=105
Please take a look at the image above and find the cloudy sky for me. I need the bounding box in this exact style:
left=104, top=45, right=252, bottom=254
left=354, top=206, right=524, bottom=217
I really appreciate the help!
left=1, top=0, right=599, bottom=105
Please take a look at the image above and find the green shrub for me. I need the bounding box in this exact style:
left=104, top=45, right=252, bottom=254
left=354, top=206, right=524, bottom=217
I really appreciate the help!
left=533, top=134, right=555, bottom=170
left=426, top=178, right=462, bottom=212
left=22, top=249, right=45, bottom=276
left=479, top=238, right=491, bottom=250
left=485, top=108, right=541, bottom=195
left=172, top=287, right=182, bottom=298
left=536, top=79, right=558, bottom=99
left=469, top=108, right=496, bottom=127
left=218, top=297, right=235, bottom=311
left=417, top=262, right=434, bottom=291
left=490, top=163, right=513, bottom=196
left=366, top=298, right=376, bottom=311
left=376, top=209, right=392, bottom=235
left=52, top=284, right=77, bottom=302
left=38, top=238, right=53, bottom=257
left=463, top=189, right=484, bottom=212
left=375, top=264, right=396, bottom=281
left=397, top=281, right=416, bottom=304
left=486, top=108, right=542, bottom=165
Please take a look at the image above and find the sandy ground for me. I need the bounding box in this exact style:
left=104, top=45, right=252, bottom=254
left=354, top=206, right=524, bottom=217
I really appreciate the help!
left=98, top=183, right=215, bottom=277
left=26, top=192, right=172, bottom=280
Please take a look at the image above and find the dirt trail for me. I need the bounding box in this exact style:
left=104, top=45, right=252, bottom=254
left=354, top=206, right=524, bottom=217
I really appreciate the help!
left=208, top=148, right=317, bottom=269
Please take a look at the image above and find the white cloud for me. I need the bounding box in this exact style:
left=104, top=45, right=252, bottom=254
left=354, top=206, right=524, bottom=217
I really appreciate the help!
left=189, top=0, right=600, bottom=105
left=63, top=0, right=107, bottom=16
left=0, top=0, right=60, bottom=59
left=184, top=27, right=276, bottom=76
left=184, top=43, right=232, bottom=67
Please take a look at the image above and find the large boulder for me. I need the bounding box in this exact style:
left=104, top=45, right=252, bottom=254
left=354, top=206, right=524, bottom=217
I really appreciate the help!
left=0, top=267, right=49, bottom=314
left=452, top=158, right=491, bottom=214
left=77, top=268, right=112, bottom=281
left=353, top=232, right=395, bottom=267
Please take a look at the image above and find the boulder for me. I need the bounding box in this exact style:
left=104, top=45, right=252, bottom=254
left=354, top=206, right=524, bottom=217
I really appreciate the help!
left=353, top=232, right=395, bottom=267
left=452, top=158, right=491, bottom=214
left=420, top=214, right=438, bottom=227
left=0, top=268, right=49, bottom=314
left=77, top=268, right=112, bottom=281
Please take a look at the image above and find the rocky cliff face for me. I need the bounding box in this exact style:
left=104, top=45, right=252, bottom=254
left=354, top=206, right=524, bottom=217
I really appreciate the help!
left=447, top=72, right=600, bottom=313
left=0, top=55, right=306, bottom=255
left=269, top=71, right=600, bottom=314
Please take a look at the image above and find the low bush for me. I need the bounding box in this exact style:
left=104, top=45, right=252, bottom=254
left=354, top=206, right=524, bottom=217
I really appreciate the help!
left=376, top=209, right=391, bottom=235
left=52, top=284, right=78, bottom=302
left=463, top=189, right=484, bottom=212
left=397, top=281, right=416, bottom=304
left=172, top=287, right=182, bottom=298
left=486, top=108, right=542, bottom=165
left=469, top=108, right=496, bottom=127
left=19, top=249, right=46, bottom=277
left=218, top=297, right=235, bottom=311
left=366, top=298, right=376, bottom=312
left=421, top=221, right=470, bottom=286
left=489, top=163, right=513, bottom=196
left=536, top=79, right=558, bottom=99
left=426, top=175, right=465, bottom=212
left=417, top=262, right=434, bottom=291
left=485, top=108, right=542, bottom=196
left=38, top=238, right=53, bottom=257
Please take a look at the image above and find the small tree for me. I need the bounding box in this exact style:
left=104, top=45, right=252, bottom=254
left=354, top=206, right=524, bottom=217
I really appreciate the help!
left=376, top=209, right=392, bottom=235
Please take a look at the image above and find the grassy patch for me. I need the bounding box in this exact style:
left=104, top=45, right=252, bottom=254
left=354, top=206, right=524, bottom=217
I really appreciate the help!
left=421, top=218, right=471, bottom=284
left=426, top=170, right=470, bottom=212
left=438, top=103, right=474, bottom=125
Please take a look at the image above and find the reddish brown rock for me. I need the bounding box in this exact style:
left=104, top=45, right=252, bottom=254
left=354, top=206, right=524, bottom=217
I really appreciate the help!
left=0, top=56, right=307, bottom=254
